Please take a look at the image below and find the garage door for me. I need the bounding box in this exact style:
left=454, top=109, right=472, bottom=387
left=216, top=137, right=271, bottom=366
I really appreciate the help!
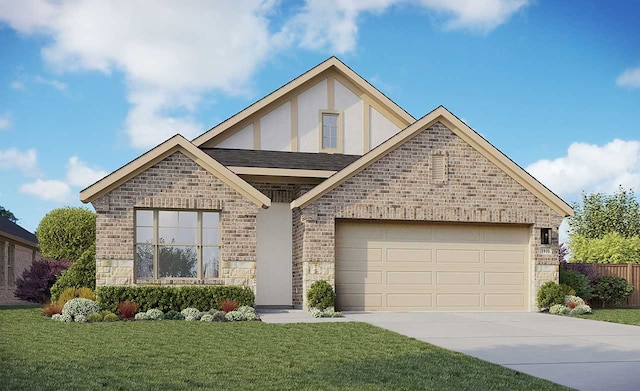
left=335, top=221, right=530, bottom=311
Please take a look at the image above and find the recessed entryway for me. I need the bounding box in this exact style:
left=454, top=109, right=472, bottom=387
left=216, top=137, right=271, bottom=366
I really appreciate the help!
left=256, top=202, right=292, bottom=306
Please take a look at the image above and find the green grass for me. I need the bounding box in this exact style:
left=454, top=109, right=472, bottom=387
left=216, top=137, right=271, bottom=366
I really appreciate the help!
left=576, top=308, right=640, bottom=326
left=0, top=307, right=567, bottom=391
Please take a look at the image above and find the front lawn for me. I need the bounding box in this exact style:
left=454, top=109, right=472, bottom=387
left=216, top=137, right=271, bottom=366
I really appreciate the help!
left=0, top=307, right=567, bottom=390
left=576, top=308, right=640, bottom=326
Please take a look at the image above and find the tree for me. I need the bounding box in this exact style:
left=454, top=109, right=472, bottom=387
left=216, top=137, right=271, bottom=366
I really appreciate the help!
left=568, top=186, right=640, bottom=239
left=14, top=258, right=72, bottom=303
left=36, top=207, right=96, bottom=261
left=558, top=243, right=568, bottom=263
left=0, top=205, right=17, bottom=223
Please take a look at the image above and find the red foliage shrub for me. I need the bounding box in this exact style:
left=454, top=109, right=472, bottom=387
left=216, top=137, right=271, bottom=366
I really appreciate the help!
left=15, top=258, right=72, bottom=303
left=567, top=301, right=578, bottom=309
left=42, top=302, right=63, bottom=317
left=117, top=301, right=139, bottom=319
left=220, top=299, right=239, bottom=313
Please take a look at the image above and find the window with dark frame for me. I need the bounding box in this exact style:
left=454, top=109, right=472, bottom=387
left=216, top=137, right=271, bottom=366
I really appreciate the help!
left=135, top=210, right=220, bottom=280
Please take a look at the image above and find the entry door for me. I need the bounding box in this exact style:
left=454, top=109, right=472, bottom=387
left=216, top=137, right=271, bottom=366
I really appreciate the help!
left=256, top=203, right=292, bottom=306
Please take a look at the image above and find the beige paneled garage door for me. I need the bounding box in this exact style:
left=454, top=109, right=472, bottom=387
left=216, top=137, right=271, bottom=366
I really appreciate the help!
left=336, top=221, right=530, bottom=311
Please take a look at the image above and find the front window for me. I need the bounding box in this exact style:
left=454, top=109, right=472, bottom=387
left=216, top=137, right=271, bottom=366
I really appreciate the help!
left=135, top=210, right=220, bottom=280
left=322, top=112, right=339, bottom=150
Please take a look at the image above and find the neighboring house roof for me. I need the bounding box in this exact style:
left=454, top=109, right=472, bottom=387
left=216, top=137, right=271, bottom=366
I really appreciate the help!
left=191, top=56, right=415, bottom=147
left=202, top=148, right=360, bottom=171
left=80, top=135, right=271, bottom=208
left=291, top=106, right=574, bottom=217
left=0, top=215, right=38, bottom=248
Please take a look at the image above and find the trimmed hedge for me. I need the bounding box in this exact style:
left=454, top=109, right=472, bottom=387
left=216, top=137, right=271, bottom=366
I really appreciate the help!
left=96, top=285, right=255, bottom=312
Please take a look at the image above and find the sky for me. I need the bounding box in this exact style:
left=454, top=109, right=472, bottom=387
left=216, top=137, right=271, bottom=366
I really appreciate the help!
left=0, top=0, right=639, bottom=238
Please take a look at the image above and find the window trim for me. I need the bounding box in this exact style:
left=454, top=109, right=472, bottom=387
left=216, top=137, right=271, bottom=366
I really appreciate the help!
left=318, top=110, right=343, bottom=153
left=134, top=208, right=221, bottom=281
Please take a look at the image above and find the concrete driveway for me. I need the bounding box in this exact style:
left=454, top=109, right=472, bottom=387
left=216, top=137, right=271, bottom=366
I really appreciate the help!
left=345, top=312, right=640, bottom=391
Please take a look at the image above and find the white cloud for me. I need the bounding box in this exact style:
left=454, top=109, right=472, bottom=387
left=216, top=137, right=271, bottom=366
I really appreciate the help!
left=616, top=66, right=640, bottom=89
left=19, top=179, right=71, bottom=202
left=285, top=0, right=529, bottom=53
left=66, top=156, right=108, bottom=187
left=0, top=148, right=40, bottom=176
left=0, top=1, right=278, bottom=148
left=9, top=81, right=24, bottom=90
left=0, top=113, right=10, bottom=129
left=416, top=0, right=530, bottom=33
left=35, top=75, right=67, bottom=91
left=527, top=139, right=640, bottom=197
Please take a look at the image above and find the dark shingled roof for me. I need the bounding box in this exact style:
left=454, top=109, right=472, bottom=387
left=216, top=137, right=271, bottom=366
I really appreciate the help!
left=201, top=148, right=361, bottom=171
left=0, top=215, right=38, bottom=245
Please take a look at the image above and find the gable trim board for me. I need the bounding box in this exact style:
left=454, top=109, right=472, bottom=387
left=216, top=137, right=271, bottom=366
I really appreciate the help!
left=192, top=57, right=415, bottom=149
left=79, top=135, right=271, bottom=208
left=291, top=106, right=573, bottom=218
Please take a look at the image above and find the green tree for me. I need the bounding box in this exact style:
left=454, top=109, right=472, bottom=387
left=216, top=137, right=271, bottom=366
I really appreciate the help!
left=568, top=186, right=640, bottom=239
left=0, top=205, right=17, bottom=223
left=36, top=207, right=96, bottom=261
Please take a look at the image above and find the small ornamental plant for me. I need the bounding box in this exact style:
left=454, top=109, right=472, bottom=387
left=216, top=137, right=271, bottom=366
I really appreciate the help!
left=567, top=301, right=577, bottom=310
left=56, top=298, right=100, bottom=322
left=220, top=299, right=239, bottom=313
left=42, top=302, right=63, bottom=317
left=117, top=301, right=139, bottom=319
left=306, top=280, right=335, bottom=310
left=181, top=308, right=202, bottom=321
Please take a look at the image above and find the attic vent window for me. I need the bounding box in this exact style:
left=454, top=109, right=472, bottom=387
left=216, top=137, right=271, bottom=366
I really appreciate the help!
left=321, top=112, right=340, bottom=151
left=431, top=152, right=448, bottom=183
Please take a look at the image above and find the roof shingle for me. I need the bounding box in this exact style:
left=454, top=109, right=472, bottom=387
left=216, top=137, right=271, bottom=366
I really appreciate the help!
left=201, top=148, right=360, bottom=171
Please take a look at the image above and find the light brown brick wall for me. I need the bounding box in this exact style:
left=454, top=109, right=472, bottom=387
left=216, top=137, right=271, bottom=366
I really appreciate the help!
left=0, top=238, right=40, bottom=305
left=92, top=152, right=262, bottom=288
left=295, top=122, right=565, bottom=309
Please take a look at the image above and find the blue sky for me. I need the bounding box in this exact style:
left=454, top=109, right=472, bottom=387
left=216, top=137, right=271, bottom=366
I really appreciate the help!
left=1, top=0, right=639, bottom=235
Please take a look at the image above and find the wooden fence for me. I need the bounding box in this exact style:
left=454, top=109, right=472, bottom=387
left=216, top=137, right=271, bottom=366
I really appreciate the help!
left=592, top=264, right=640, bottom=307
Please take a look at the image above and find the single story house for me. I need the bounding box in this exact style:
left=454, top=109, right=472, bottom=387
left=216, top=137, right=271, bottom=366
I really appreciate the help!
left=0, top=216, right=41, bottom=305
left=81, top=57, right=572, bottom=311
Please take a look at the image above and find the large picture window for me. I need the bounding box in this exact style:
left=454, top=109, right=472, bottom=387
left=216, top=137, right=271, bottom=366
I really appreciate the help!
left=135, top=210, right=220, bottom=280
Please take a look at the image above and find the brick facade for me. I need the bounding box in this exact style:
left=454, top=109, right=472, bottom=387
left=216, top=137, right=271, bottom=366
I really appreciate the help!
left=92, top=152, right=261, bottom=288
left=295, top=122, right=564, bottom=309
left=0, top=238, right=40, bottom=305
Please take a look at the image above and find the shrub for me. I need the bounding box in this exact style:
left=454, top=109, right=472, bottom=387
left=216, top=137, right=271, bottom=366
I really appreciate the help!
left=549, top=304, right=569, bottom=315
left=569, top=233, right=640, bottom=264
left=163, top=310, right=181, bottom=320
left=237, top=306, right=260, bottom=321
left=310, top=306, right=343, bottom=318
left=559, top=268, right=593, bottom=300
left=207, top=310, right=226, bottom=322
left=536, top=281, right=564, bottom=310
left=181, top=308, right=202, bottom=321
left=592, top=276, right=635, bottom=308
left=103, top=312, right=119, bottom=322
left=563, top=263, right=599, bottom=283
left=220, top=299, right=239, bottom=313
left=36, top=207, right=96, bottom=261
left=117, top=301, right=139, bottom=319
left=306, top=280, right=335, bottom=310
left=14, top=258, right=72, bottom=303
left=62, top=298, right=100, bottom=321
left=50, top=245, right=96, bottom=302
left=200, top=313, right=214, bottom=322
left=135, top=312, right=149, bottom=320
left=565, top=295, right=585, bottom=308
left=56, top=287, right=95, bottom=306
left=96, top=285, right=255, bottom=313
left=87, top=313, right=103, bottom=322
left=570, top=304, right=592, bottom=315
left=559, top=284, right=576, bottom=296
left=225, top=310, right=245, bottom=322
left=42, top=302, right=63, bottom=317
left=146, top=309, right=164, bottom=320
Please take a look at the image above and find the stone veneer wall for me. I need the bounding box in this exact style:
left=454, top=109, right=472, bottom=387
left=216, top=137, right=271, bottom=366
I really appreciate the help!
left=0, top=238, right=40, bottom=305
left=92, top=152, right=262, bottom=288
left=295, top=122, right=565, bottom=309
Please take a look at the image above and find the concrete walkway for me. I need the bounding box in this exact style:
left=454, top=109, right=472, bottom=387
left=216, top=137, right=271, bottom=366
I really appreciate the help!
left=345, top=312, right=640, bottom=391
left=258, top=309, right=352, bottom=324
